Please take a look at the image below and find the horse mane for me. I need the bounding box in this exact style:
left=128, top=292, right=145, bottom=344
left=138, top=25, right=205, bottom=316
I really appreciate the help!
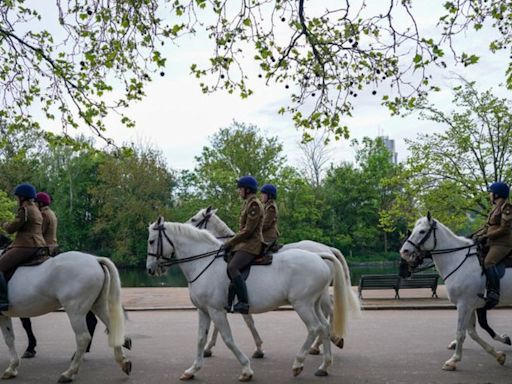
left=165, top=222, right=221, bottom=246
left=418, top=217, right=473, bottom=246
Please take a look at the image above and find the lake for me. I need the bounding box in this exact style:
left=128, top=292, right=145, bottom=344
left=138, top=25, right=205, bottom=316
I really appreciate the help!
left=119, top=261, right=403, bottom=287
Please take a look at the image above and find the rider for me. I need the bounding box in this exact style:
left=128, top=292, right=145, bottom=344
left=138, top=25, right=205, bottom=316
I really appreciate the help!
left=0, top=183, right=46, bottom=311
left=223, top=176, right=264, bottom=314
left=35, top=192, right=59, bottom=256
left=475, top=182, right=512, bottom=309
left=260, top=184, right=280, bottom=247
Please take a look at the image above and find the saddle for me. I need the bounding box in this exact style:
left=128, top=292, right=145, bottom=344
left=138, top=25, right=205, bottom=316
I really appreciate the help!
left=477, top=244, right=512, bottom=279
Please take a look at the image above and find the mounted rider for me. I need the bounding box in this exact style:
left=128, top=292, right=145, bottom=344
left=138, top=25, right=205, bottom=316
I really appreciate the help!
left=223, top=176, right=264, bottom=314
left=35, top=192, right=59, bottom=256
left=474, top=181, right=512, bottom=309
left=260, top=184, right=280, bottom=248
left=0, top=183, right=46, bottom=311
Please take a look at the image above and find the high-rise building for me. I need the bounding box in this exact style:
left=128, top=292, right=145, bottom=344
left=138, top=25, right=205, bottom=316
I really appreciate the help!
left=379, top=136, right=398, bottom=164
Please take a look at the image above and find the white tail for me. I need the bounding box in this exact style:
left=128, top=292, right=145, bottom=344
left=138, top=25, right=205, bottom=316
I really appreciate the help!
left=328, top=247, right=361, bottom=317
left=96, top=257, right=125, bottom=347
left=319, top=253, right=350, bottom=339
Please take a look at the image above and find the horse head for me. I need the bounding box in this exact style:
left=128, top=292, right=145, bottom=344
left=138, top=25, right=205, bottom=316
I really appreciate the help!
left=400, top=214, right=437, bottom=269
left=146, top=216, right=174, bottom=276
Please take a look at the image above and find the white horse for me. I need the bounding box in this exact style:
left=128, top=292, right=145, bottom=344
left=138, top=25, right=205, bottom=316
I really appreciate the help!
left=0, top=251, right=131, bottom=382
left=186, top=207, right=360, bottom=357
left=400, top=213, right=509, bottom=371
left=146, top=217, right=356, bottom=381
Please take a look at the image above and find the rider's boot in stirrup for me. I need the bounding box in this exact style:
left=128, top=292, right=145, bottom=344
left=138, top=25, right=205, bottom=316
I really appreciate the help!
left=232, top=275, right=250, bottom=315
left=483, top=265, right=500, bottom=310
left=0, top=272, right=9, bottom=312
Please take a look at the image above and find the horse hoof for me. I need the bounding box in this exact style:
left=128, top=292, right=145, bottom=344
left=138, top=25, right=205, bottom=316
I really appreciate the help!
left=123, top=337, right=132, bottom=350
left=292, top=367, right=303, bottom=377
left=203, top=350, right=212, bottom=358
left=442, top=362, right=456, bottom=371
left=314, top=369, right=328, bottom=377
left=504, top=336, right=511, bottom=346
left=497, top=351, right=506, bottom=366
left=447, top=341, right=456, bottom=350
left=180, top=372, right=194, bottom=381
left=122, top=360, right=132, bottom=375
left=57, top=375, right=73, bottom=383
left=22, top=350, right=36, bottom=359
left=308, top=347, right=320, bottom=355
left=252, top=350, right=264, bottom=359
left=238, top=373, right=253, bottom=382
left=330, top=336, right=344, bottom=349
left=1, top=370, right=17, bottom=380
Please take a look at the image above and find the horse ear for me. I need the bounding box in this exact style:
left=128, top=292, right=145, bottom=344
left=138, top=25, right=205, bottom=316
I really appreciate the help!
left=157, top=216, right=164, bottom=225
left=407, top=229, right=412, bottom=237
left=427, top=211, right=432, bottom=222
left=206, top=206, right=212, bottom=213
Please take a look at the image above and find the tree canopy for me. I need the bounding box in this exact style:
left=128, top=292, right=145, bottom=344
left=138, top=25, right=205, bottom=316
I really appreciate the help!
left=1, top=1, right=510, bottom=141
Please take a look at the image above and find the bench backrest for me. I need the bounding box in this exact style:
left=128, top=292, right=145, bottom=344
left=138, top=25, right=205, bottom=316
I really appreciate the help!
left=359, top=274, right=400, bottom=288
left=399, top=274, right=438, bottom=289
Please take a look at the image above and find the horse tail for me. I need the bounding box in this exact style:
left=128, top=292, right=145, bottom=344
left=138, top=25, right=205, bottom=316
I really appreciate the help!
left=96, top=257, right=125, bottom=347
left=328, top=247, right=361, bottom=317
left=319, top=253, right=350, bottom=339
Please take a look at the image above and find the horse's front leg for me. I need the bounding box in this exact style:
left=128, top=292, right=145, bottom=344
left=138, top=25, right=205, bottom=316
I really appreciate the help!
left=242, top=314, right=264, bottom=358
left=0, top=316, right=20, bottom=379
left=208, top=308, right=253, bottom=382
left=466, top=311, right=506, bottom=365
left=203, top=325, right=217, bottom=358
left=181, top=309, right=211, bottom=380
left=443, top=304, right=472, bottom=371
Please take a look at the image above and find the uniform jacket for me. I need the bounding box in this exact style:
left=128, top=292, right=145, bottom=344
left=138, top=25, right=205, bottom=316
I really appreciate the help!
left=478, top=198, right=512, bottom=248
left=3, top=201, right=46, bottom=248
left=40, top=206, right=58, bottom=253
left=262, top=199, right=280, bottom=244
left=226, top=193, right=264, bottom=255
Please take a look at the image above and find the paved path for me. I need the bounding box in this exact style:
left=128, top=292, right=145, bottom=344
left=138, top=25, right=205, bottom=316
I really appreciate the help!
left=2, top=310, right=512, bottom=384
left=120, top=286, right=456, bottom=311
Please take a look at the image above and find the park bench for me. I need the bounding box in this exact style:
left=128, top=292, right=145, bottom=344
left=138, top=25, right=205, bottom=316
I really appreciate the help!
left=358, top=273, right=439, bottom=299
left=399, top=273, right=439, bottom=298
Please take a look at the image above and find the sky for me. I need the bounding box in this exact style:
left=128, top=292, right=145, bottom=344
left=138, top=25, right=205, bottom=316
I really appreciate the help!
left=40, top=1, right=512, bottom=172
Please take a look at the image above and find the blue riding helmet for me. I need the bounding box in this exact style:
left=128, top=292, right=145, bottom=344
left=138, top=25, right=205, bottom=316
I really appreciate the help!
left=14, top=183, right=37, bottom=199
left=260, top=184, right=277, bottom=199
left=489, top=182, right=510, bottom=199
left=237, top=176, right=258, bottom=193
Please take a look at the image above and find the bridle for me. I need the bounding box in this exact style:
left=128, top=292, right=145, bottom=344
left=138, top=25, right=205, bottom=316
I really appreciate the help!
left=193, top=212, right=234, bottom=240
left=405, top=220, right=478, bottom=281
left=148, top=222, right=225, bottom=284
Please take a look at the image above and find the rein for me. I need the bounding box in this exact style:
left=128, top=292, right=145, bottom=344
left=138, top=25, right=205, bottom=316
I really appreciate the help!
left=406, top=220, right=478, bottom=281
left=149, top=223, right=225, bottom=284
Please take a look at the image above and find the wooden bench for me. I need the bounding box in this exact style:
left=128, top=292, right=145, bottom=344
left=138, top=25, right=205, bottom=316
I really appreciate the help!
left=399, top=273, right=439, bottom=298
left=358, top=274, right=401, bottom=299
left=358, top=273, right=440, bottom=299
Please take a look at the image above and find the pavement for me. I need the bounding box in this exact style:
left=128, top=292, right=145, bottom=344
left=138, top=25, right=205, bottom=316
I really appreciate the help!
left=121, top=285, right=459, bottom=311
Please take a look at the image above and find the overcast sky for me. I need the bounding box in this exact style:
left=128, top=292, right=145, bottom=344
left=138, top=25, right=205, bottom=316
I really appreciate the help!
left=48, top=1, right=511, bottom=172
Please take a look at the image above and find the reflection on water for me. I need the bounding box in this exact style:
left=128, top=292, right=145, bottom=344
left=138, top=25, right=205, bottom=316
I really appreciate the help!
left=119, top=261, right=404, bottom=287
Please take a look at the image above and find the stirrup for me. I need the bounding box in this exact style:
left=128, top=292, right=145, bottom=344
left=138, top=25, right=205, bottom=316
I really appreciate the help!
left=233, top=302, right=249, bottom=314
left=224, top=304, right=233, bottom=313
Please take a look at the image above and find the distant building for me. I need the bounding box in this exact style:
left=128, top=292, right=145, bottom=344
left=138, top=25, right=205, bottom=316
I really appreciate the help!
left=379, top=136, right=398, bottom=164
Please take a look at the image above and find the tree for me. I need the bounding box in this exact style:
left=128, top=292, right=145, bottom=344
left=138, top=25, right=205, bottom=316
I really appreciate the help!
left=185, top=121, right=287, bottom=228
left=298, top=131, right=332, bottom=188
left=404, top=80, right=512, bottom=231
left=1, top=1, right=510, bottom=139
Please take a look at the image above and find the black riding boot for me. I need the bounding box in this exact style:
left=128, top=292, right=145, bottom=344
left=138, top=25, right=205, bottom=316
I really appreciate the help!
left=0, top=272, right=8, bottom=312
left=224, top=282, right=236, bottom=313
left=484, top=266, right=500, bottom=310
left=232, top=275, right=250, bottom=314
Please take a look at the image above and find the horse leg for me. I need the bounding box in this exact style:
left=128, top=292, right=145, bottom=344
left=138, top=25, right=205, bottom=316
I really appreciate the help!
left=90, top=303, right=131, bottom=375
left=467, top=311, right=506, bottom=365
left=314, top=298, right=332, bottom=376
left=20, top=317, right=37, bottom=358
left=309, top=336, right=322, bottom=355
left=476, top=308, right=511, bottom=346
left=85, top=311, right=98, bottom=353
left=292, top=303, right=322, bottom=377
left=203, top=325, right=217, bottom=358
left=181, top=309, right=211, bottom=380
left=0, top=317, right=19, bottom=379
left=443, top=304, right=472, bottom=371
left=58, top=313, right=91, bottom=383
left=242, top=314, right=264, bottom=358
left=208, top=308, right=253, bottom=382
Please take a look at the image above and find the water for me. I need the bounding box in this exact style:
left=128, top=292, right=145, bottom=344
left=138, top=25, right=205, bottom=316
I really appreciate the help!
left=119, top=261, right=402, bottom=287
